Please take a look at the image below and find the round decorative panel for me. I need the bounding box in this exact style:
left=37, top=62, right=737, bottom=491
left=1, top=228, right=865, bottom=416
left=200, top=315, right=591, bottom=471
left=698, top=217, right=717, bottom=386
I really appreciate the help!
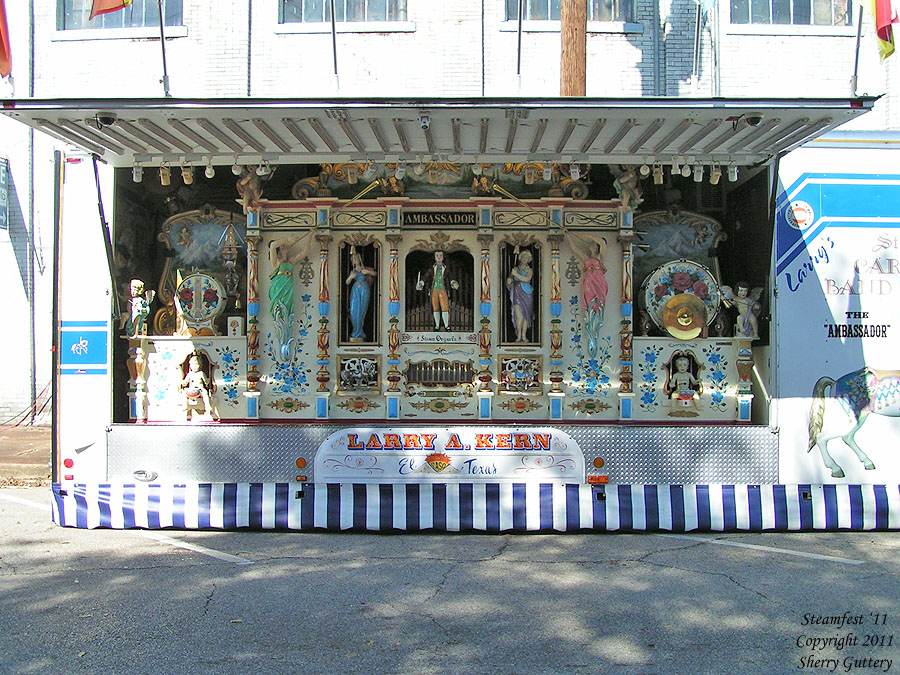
left=642, top=259, right=720, bottom=331
left=176, top=273, right=226, bottom=325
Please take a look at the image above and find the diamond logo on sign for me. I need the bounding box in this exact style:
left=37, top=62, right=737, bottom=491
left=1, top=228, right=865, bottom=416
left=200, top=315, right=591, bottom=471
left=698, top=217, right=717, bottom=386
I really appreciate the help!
left=785, top=200, right=814, bottom=230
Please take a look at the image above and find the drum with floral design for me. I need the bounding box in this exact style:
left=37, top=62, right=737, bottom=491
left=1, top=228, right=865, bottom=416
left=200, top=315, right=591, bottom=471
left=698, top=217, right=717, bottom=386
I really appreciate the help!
left=641, top=259, right=721, bottom=331
left=175, top=273, right=227, bottom=334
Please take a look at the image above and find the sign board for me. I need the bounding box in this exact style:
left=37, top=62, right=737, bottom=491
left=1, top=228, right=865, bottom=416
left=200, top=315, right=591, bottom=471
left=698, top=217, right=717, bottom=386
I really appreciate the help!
left=775, top=147, right=900, bottom=484
left=402, top=211, right=476, bottom=226
left=315, top=427, right=585, bottom=483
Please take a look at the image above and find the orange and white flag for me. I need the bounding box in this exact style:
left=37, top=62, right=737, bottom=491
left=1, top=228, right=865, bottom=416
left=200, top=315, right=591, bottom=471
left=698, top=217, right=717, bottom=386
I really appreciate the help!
left=90, top=0, right=134, bottom=21
left=0, top=0, right=11, bottom=78
left=870, top=0, right=899, bottom=60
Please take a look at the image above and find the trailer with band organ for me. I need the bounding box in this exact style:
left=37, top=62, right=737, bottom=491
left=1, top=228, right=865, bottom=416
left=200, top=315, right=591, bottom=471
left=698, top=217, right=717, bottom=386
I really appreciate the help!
left=3, top=97, right=899, bottom=531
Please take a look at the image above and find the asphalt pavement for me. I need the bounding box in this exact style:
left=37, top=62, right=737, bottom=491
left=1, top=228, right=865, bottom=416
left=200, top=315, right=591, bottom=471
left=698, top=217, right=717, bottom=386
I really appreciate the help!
left=0, top=425, right=51, bottom=486
left=2, top=486, right=900, bottom=674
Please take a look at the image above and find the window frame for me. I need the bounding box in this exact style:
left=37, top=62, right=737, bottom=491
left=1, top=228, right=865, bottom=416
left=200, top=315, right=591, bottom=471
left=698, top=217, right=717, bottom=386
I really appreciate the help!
left=503, top=0, right=637, bottom=25
left=279, top=0, right=408, bottom=24
left=57, top=0, right=184, bottom=31
left=727, top=0, right=855, bottom=32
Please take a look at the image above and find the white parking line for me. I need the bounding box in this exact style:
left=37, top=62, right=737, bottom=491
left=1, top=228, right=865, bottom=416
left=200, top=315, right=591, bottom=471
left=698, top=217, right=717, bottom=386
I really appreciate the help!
left=0, top=492, right=51, bottom=511
left=660, top=533, right=865, bottom=565
left=0, top=492, right=253, bottom=565
left=139, top=531, right=254, bottom=565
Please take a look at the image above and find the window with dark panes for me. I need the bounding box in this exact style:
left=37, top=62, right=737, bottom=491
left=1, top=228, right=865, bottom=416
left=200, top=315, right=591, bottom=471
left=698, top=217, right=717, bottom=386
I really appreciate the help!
left=730, top=0, right=850, bottom=24
left=58, top=0, right=182, bottom=29
left=280, top=0, right=407, bottom=22
left=505, top=0, right=634, bottom=23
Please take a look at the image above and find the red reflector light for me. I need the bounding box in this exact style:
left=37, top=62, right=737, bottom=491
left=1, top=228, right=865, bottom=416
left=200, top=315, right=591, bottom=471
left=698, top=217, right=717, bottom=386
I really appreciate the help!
left=64, top=474, right=74, bottom=481
left=63, top=458, right=74, bottom=468
left=587, top=475, right=609, bottom=484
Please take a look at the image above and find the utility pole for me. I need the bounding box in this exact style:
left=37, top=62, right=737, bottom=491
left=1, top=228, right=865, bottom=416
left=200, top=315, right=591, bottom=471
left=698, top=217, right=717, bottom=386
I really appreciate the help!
left=560, top=0, right=586, bottom=96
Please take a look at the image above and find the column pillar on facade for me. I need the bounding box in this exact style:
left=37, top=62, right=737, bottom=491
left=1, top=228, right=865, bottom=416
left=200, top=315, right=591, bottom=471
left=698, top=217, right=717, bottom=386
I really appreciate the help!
left=385, top=230, right=403, bottom=419
left=547, top=231, right=566, bottom=419
left=475, top=202, right=495, bottom=419
left=126, top=337, right=148, bottom=422
left=617, top=210, right=635, bottom=420
left=735, top=339, right=755, bottom=421
left=312, top=201, right=334, bottom=419
left=243, top=211, right=261, bottom=419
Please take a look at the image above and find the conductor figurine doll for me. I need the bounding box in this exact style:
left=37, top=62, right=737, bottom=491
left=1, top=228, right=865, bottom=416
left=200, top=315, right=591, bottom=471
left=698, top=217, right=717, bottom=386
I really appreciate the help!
left=416, top=250, right=459, bottom=331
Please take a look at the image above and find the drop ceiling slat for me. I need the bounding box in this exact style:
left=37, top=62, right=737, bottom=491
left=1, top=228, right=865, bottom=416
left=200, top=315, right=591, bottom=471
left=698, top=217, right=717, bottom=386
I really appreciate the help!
left=36, top=118, right=107, bottom=156
left=308, top=118, right=340, bottom=153
left=579, top=119, right=606, bottom=153
left=88, top=123, right=149, bottom=154
left=57, top=119, right=125, bottom=155
left=627, top=118, right=665, bottom=155
left=252, top=118, right=292, bottom=153
left=222, top=118, right=266, bottom=153
left=393, top=118, right=411, bottom=153
left=529, top=118, right=548, bottom=153
left=196, top=118, right=244, bottom=153
left=168, top=119, right=219, bottom=153
left=368, top=118, right=390, bottom=153
left=676, top=119, right=722, bottom=154
left=117, top=120, right=173, bottom=153
left=604, top=119, right=637, bottom=153
left=652, top=119, right=693, bottom=154
left=139, top=118, right=193, bottom=153
left=281, top=118, right=317, bottom=153
left=555, top=119, right=577, bottom=153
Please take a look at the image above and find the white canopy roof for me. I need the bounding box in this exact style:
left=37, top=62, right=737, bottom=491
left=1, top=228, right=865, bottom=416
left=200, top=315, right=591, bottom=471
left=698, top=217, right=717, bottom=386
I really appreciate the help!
left=0, top=96, right=875, bottom=169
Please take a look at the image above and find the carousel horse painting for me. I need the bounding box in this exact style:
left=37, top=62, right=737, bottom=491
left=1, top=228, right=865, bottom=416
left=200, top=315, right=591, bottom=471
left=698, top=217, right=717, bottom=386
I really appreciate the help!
left=807, top=367, right=900, bottom=477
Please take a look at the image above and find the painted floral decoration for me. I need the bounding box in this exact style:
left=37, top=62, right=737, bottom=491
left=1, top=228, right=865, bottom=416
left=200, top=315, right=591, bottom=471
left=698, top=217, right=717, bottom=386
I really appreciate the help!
left=643, top=260, right=720, bottom=330
left=203, top=287, right=219, bottom=309
left=178, top=287, right=194, bottom=310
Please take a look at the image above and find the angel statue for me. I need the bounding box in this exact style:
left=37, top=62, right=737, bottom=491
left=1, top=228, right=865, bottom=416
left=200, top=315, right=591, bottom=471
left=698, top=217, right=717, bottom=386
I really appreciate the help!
left=119, top=278, right=156, bottom=338
left=721, top=282, right=763, bottom=340
left=611, top=165, right=644, bottom=211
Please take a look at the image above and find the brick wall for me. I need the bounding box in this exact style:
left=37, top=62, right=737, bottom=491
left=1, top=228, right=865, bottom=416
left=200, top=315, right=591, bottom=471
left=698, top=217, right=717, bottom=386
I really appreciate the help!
left=23, top=1, right=898, bottom=117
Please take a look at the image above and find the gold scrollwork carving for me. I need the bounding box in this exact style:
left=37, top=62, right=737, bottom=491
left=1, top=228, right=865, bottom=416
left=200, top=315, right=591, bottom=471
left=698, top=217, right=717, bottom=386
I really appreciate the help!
left=333, top=211, right=386, bottom=227
left=408, top=399, right=469, bottom=413
left=565, top=255, right=582, bottom=287
left=564, top=212, right=618, bottom=228
left=495, top=212, right=546, bottom=227
left=411, top=231, right=467, bottom=253
left=500, top=232, right=539, bottom=248
left=497, top=397, right=544, bottom=414
left=568, top=399, right=613, bottom=414
left=337, top=397, right=382, bottom=414
left=263, top=213, right=316, bottom=228
left=266, top=398, right=311, bottom=414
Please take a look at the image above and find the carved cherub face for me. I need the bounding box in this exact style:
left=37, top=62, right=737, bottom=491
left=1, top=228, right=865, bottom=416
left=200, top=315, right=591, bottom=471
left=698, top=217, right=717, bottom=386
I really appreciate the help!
left=675, top=356, right=690, bottom=372
left=130, top=279, right=144, bottom=297
left=189, top=355, right=201, bottom=372
left=736, top=283, right=750, bottom=298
